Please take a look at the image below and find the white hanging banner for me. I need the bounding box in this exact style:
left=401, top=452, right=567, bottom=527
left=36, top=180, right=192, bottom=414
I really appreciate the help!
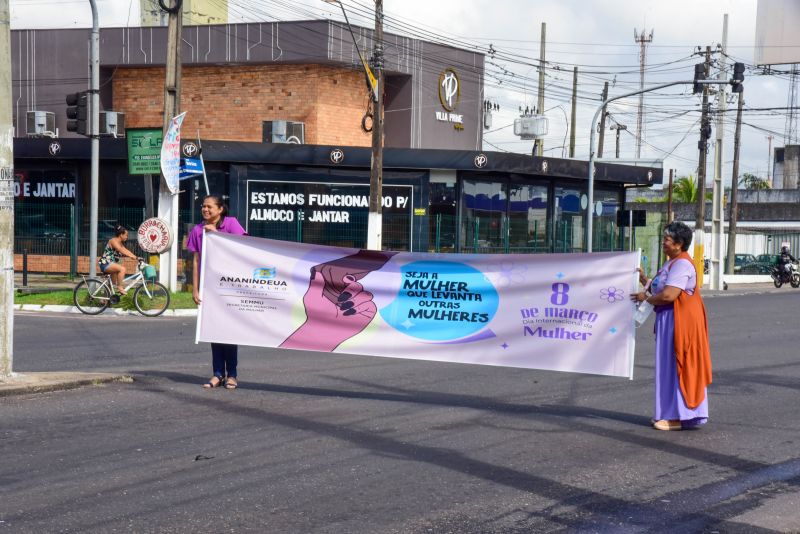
left=197, top=233, right=640, bottom=378
left=160, top=112, right=187, bottom=194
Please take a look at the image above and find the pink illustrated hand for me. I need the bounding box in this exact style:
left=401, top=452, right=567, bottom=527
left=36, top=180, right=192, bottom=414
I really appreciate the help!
left=279, top=271, right=377, bottom=352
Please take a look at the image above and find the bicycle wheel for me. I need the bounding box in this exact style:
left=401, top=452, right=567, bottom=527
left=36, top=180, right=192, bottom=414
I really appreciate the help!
left=133, top=280, right=170, bottom=317
left=73, top=278, right=111, bottom=315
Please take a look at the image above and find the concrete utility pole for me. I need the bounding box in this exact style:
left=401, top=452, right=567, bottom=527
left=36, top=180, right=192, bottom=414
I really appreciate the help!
left=710, top=15, right=728, bottom=290
left=634, top=28, right=653, bottom=159
left=726, top=92, right=744, bottom=274
left=694, top=46, right=712, bottom=282
left=158, top=0, right=182, bottom=292
left=569, top=66, right=577, bottom=158
left=667, top=169, right=674, bottom=223
left=366, top=0, right=384, bottom=250
left=536, top=22, right=546, bottom=157
left=610, top=122, right=626, bottom=158
left=0, top=0, right=13, bottom=378
left=766, top=134, right=773, bottom=186
left=597, top=82, right=609, bottom=158
left=89, top=0, right=100, bottom=278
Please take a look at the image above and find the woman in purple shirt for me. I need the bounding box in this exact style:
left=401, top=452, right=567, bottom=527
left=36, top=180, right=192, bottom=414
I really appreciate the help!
left=186, top=195, right=246, bottom=389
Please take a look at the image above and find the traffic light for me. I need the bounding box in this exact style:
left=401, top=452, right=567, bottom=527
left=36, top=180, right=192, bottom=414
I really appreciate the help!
left=693, top=63, right=705, bottom=94
left=731, top=62, right=745, bottom=93
left=65, top=91, right=89, bottom=135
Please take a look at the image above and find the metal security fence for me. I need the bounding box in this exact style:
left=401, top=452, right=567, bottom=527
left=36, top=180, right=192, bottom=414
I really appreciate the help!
left=13, top=203, right=194, bottom=276
left=446, top=214, right=621, bottom=254
left=14, top=202, right=626, bottom=277
left=248, top=210, right=412, bottom=251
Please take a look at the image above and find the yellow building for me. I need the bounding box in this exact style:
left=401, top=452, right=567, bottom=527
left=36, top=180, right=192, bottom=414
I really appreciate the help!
left=140, top=0, right=228, bottom=26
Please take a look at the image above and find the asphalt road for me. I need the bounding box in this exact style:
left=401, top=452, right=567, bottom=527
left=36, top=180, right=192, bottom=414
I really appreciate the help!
left=2, top=290, right=800, bottom=533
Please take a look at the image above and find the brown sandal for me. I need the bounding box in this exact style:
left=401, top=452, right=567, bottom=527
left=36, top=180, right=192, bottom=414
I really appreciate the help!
left=202, top=376, right=224, bottom=388
left=224, top=377, right=238, bottom=390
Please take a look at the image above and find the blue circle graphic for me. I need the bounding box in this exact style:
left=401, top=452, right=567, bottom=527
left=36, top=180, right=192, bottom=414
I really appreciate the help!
left=380, top=261, right=499, bottom=341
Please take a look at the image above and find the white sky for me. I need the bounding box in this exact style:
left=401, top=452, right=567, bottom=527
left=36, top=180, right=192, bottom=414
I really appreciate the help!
left=10, top=0, right=795, bottom=188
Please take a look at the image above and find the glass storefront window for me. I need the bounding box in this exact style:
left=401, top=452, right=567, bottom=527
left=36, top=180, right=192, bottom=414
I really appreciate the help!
left=508, top=183, right=549, bottom=253
left=592, top=188, right=622, bottom=252
left=460, top=179, right=506, bottom=253
left=428, top=181, right=457, bottom=252
left=553, top=184, right=586, bottom=253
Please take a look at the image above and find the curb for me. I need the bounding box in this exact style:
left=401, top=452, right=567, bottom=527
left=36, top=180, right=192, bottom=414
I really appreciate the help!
left=13, top=304, right=198, bottom=316
left=0, top=372, right=134, bottom=397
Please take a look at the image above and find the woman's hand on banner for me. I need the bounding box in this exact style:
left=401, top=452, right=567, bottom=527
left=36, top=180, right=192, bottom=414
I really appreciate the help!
left=279, top=270, right=376, bottom=352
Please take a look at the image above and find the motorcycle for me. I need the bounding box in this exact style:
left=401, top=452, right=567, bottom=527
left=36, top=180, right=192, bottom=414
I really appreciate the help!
left=770, top=262, right=800, bottom=288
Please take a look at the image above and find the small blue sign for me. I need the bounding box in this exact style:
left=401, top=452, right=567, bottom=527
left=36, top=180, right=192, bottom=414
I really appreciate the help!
left=179, top=157, right=204, bottom=180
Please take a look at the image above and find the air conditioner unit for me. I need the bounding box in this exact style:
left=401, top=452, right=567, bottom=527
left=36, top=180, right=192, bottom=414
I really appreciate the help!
left=99, top=111, right=125, bottom=138
left=513, top=115, right=549, bottom=140
left=26, top=111, right=56, bottom=138
left=264, top=120, right=305, bottom=144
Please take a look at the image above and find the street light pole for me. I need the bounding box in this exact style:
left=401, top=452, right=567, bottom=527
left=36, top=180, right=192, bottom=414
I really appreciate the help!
left=587, top=79, right=722, bottom=252
left=610, top=123, right=627, bottom=158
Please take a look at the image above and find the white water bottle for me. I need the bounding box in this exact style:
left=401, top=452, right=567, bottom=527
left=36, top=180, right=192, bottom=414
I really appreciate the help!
left=633, top=300, right=653, bottom=327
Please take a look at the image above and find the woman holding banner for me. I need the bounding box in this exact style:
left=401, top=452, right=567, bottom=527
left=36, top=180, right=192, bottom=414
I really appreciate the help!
left=187, top=195, right=246, bottom=390
left=631, top=221, right=712, bottom=431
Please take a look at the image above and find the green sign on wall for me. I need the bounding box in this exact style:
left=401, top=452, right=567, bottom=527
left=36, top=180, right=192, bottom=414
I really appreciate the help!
left=126, top=128, right=163, bottom=175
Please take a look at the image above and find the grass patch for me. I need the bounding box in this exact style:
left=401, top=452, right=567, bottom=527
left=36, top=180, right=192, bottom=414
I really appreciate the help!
left=15, top=288, right=197, bottom=309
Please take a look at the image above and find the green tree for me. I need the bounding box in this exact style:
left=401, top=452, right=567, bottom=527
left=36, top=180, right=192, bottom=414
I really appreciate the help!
left=738, top=172, right=770, bottom=190
left=672, top=175, right=698, bottom=202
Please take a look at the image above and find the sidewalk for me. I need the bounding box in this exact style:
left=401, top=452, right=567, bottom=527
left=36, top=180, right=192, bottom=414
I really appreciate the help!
left=0, top=372, right=133, bottom=397
left=14, top=273, right=75, bottom=293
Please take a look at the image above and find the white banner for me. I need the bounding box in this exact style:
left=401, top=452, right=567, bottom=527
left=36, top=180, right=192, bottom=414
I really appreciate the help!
left=160, top=112, right=187, bottom=194
left=197, top=233, right=640, bottom=378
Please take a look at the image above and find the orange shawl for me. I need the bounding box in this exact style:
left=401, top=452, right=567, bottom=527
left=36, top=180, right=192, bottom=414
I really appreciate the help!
left=671, top=251, right=713, bottom=408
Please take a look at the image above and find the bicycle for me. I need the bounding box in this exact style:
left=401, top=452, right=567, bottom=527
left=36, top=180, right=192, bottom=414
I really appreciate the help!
left=73, top=259, right=171, bottom=317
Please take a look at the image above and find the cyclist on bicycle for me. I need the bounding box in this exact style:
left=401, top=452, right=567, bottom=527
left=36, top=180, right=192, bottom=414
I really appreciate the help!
left=98, top=225, right=139, bottom=294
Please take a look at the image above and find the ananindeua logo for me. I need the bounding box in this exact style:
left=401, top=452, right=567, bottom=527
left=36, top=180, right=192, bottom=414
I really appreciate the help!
left=253, top=267, right=276, bottom=280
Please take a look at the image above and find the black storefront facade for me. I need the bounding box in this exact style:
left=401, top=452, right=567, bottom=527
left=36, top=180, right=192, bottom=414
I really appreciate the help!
left=13, top=137, right=662, bottom=275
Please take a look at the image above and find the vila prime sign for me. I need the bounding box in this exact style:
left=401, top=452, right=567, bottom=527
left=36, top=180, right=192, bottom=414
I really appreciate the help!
left=197, top=233, right=639, bottom=378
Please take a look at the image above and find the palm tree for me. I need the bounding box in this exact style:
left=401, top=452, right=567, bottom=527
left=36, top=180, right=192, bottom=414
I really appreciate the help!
left=672, top=175, right=698, bottom=203
left=738, top=172, right=770, bottom=190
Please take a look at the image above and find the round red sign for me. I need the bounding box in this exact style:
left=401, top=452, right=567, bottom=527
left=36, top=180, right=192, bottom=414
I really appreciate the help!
left=137, top=218, right=174, bottom=254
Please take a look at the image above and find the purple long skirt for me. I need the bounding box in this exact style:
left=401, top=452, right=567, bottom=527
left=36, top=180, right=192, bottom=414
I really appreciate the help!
left=654, top=309, right=708, bottom=427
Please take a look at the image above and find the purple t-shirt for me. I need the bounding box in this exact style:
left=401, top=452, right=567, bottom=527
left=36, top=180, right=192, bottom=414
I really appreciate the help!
left=186, top=216, right=246, bottom=268
left=651, top=257, right=696, bottom=296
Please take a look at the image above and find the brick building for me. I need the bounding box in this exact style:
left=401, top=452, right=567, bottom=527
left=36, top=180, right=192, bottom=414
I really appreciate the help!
left=13, top=20, right=484, bottom=150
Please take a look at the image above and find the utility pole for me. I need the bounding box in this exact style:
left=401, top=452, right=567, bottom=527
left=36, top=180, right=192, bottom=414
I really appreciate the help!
left=597, top=81, right=609, bottom=158
left=710, top=15, right=728, bottom=290
left=158, top=0, right=182, bottom=292
left=0, top=0, right=13, bottom=378
left=695, top=46, right=712, bottom=285
left=667, top=169, right=674, bottom=223
left=766, top=134, right=773, bottom=186
left=366, top=0, right=384, bottom=250
left=569, top=66, right=577, bottom=158
left=726, top=92, right=744, bottom=274
left=610, top=121, right=626, bottom=158
left=634, top=28, right=653, bottom=159
left=536, top=22, right=546, bottom=157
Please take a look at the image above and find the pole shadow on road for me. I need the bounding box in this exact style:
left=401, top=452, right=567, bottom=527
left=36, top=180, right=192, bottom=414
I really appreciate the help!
left=124, top=370, right=797, bottom=532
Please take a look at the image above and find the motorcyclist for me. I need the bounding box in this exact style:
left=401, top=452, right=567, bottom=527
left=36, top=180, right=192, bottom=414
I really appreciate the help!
left=779, top=245, right=797, bottom=277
